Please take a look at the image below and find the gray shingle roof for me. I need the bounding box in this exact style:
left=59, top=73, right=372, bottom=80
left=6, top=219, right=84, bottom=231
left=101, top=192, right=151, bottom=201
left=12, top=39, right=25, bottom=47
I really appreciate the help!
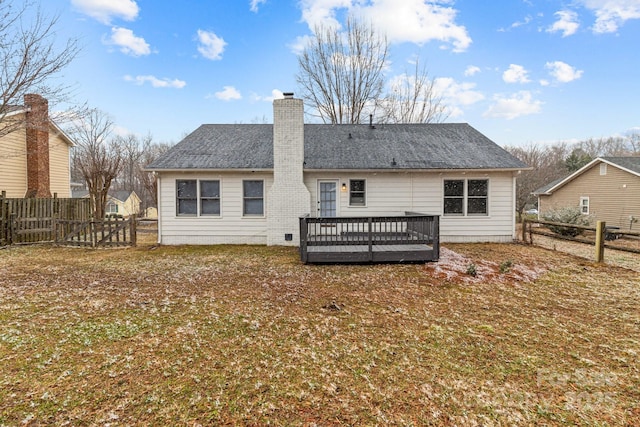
left=601, top=156, right=640, bottom=175
left=147, top=123, right=527, bottom=171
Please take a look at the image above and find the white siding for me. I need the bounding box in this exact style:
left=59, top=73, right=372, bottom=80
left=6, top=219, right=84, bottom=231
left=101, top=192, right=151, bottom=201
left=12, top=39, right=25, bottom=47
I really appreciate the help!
left=438, top=172, right=515, bottom=242
left=157, top=172, right=272, bottom=245
left=158, top=170, right=518, bottom=245
left=304, top=171, right=517, bottom=243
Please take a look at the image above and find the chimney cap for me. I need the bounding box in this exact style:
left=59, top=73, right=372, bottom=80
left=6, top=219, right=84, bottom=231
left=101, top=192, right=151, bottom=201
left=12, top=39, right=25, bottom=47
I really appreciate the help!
left=283, top=92, right=294, bottom=99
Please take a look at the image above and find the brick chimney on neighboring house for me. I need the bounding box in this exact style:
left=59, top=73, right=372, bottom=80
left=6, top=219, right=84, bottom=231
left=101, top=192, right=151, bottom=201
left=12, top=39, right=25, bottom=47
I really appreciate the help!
left=267, top=93, right=311, bottom=246
left=24, top=94, right=52, bottom=198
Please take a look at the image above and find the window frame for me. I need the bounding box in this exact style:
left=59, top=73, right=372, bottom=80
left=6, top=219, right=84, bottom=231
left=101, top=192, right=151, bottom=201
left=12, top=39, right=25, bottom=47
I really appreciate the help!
left=349, top=179, right=366, bottom=207
left=580, top=196, right=590, bottom=215
left=243, top=179, right=265, bottom=217
left=176, top=179, right=222, bottom=217
left=106, top=201, right=118, bottom=214
left=200, top=180, right=221, bottom=216
left=176, top=179, right=198, bottom=216
left=443, top=178, right=489, bottom=217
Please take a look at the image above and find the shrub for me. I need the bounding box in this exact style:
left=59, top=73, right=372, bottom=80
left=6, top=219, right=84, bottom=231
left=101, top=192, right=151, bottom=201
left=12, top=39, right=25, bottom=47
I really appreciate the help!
left=499, top=260, right=513, bottom=274
left=466, top=263, right=477, bottom=277
left=541, top=206, right=592, bottom=237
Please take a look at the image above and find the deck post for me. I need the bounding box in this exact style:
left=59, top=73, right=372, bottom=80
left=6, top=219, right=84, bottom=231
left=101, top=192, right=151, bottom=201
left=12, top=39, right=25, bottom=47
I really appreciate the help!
left=299, top=216, right=308, bottom=263
left=367, top=217, right=373, bottom=262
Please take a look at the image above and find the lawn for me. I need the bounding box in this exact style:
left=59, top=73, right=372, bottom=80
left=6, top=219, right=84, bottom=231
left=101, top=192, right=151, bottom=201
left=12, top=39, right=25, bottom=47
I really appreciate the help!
left=0, top=241, right=638, bottom=425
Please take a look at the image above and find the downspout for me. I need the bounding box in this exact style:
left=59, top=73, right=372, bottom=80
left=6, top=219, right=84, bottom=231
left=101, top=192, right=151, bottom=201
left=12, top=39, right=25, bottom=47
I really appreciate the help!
left=155, top=172, right=162, bottom=244
left=512, top=173, right=518, bottom=239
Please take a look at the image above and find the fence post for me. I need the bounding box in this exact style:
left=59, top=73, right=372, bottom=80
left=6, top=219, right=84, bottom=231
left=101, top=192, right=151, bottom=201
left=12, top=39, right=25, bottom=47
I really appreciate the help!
left=522, top=219, right=528, bottom=243
left=8, top=213, right=16, bottom=245
left=130, top=214, right=137, bottom=246
left=595, top=221, right=606, bottom=263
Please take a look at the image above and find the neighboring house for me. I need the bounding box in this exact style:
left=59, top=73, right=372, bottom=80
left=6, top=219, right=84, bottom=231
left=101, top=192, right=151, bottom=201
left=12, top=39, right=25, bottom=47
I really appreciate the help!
left=72, top=189, right=142, bottom=218
left=534, top=157, right=640, bottom=230
left=147, top=93, right=528, bottom=246
left=0, top=94, right=74, bottom=198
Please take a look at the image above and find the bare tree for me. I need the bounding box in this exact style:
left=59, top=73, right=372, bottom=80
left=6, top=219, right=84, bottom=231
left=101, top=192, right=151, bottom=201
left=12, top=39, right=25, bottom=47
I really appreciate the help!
left=111, top=133, right=171, bottom=213
left=505, top=143, right=569, bottom=218
left=139, top=141, right=171, bottom=211
left=377, top=58, right=449, bottom=124
left=296, top=18, right=388, bottom=124
left=70, top=109, right=123, bottom=219
left=0, top=0, right=80, bottom=137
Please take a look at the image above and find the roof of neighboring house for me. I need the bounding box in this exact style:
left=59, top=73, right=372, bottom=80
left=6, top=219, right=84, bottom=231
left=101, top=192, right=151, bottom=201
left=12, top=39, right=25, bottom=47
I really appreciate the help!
left=534, top=156, right=640, bottom=195
left=147, top=123, right=528, bottom=171
left=72, top=189, right=138, bottom=202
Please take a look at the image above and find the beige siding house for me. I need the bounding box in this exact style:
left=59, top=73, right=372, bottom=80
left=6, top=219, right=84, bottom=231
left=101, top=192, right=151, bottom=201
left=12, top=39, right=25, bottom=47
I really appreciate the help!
left=148, top=94, right=528, bottom=246
left=0, top=95, right=74, bottom=198
left=73, top=190, right=142, bottom=218
left=536, top=157, right=640, bottom=230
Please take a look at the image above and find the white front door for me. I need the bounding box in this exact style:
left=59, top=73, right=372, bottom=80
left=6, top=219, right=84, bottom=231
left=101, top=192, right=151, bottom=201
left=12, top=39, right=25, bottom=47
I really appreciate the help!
left=318, top=180, right=338, bottom=217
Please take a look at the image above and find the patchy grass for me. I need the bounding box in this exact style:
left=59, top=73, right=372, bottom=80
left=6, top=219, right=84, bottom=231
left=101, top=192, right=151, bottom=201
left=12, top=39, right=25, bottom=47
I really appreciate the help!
left=0, top=242, right=638, bottom=425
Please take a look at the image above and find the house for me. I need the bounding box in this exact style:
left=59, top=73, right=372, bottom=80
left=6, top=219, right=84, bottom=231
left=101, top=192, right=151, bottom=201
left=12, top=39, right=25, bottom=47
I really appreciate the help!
left=0, top=94, right=74, bottom=198
left=147, top=93, right=528, bottom=246
left=72, top=189, right=142, bottom=218
left=534, top=157, right=640, bottom=230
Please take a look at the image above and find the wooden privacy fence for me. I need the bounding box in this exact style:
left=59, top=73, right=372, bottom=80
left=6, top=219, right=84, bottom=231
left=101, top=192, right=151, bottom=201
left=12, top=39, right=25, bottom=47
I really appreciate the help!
left=522, top=219, right=640, bottom=262
left=1, top=194, right=91, bottom=246
left=1, top=193, right=136, bottom=247
left=54, top=216, right=137, bottom=247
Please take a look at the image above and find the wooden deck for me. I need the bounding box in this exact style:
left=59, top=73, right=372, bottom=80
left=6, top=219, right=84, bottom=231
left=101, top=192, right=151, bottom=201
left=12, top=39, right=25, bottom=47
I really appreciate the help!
left=299, top=213, right=439, bottom=264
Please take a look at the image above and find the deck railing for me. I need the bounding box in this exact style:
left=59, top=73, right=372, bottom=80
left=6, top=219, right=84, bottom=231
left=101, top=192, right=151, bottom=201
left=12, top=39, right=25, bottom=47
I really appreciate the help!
left=299, top=212, right=439, bottom=263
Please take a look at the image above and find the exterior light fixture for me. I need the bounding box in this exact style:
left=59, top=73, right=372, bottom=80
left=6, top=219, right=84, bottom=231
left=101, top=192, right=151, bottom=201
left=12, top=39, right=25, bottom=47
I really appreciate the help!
left=341, top=183, right=347, bottom=192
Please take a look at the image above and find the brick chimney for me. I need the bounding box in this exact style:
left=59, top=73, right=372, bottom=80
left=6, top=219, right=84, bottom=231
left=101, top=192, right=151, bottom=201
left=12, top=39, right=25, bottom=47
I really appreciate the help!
left=24, top=94, right=52, bottom=198
left=267, top=93, right=311, bottom=246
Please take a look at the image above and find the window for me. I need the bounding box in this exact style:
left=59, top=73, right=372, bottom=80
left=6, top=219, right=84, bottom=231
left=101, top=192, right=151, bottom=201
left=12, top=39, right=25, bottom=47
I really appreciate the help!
left=580, top=196, right=589, bottom=214
left=443, top=179, right=488, bottom=216
left=176, top=180, right=197, bottom=215
left=106, top=201, right=118, bottom=214
left=444, top=180, right=464, bottom=215
left=200, top=180, right=220, bottom=215
left=243, top=180, right=264, bottom=216
left=176, top=179, right=221, bottom=216
left=467, top=180, right=488, bottom=215
left=349, top=179, right=366, bottom=206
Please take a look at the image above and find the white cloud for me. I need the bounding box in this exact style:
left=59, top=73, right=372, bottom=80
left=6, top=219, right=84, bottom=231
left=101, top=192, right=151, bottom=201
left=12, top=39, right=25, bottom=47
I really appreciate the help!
left=429, top=77, right=484, bottom=117
left=71, top=0, right=139, bottom=24
left=299, top=0, right=352, bottom=30
left=545, top=61, right=583, bottom=83
left=105, top=27, right=150, bottom=56
left=510, top=15, right=533, bottom=29
left=197, top=30, right=227, bottom=60
left=503, top=64, right=531, bottom=84
left=484, top=91, right=542, bottom=120
left=464, top=65, right=481, bottom=77
left=250, top=0, right=267, bottom=12
left=255, top=89, right=285, bottom=102
left=124, top=75, right=186, bottom=89
left=288, top=35, right=313, bottom=55
left=215, top=86, right=242, bottom=101
left=299, top=0, right=471, bottom=52
left=547, top=10, right=580, bottom=36
left=579, top=0, right=640, bottom=33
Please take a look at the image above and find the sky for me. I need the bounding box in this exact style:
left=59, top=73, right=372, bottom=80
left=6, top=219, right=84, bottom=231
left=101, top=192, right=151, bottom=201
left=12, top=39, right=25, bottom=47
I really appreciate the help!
left=34, top=0, right=640, bottom=147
